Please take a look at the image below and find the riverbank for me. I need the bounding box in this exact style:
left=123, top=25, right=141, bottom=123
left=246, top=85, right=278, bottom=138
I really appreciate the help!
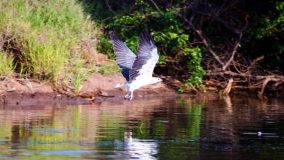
left=0, top=73, right=176, bottom=106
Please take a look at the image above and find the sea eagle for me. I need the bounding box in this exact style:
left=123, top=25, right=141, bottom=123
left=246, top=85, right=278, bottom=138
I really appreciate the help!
left=110, top=31, right=162, bottom=100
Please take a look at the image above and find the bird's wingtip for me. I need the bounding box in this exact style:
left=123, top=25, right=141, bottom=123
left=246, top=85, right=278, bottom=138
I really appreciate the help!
left=109, top=31, right=122, bottom=41
left=108, top=31, right=116, bottom=38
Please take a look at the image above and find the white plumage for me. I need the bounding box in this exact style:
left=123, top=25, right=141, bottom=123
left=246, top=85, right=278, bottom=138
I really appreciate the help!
left=110, top=31, right=162, bottom=100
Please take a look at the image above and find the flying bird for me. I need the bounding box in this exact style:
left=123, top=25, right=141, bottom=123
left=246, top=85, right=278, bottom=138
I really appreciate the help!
left=110, top=31, right=162, bottom=100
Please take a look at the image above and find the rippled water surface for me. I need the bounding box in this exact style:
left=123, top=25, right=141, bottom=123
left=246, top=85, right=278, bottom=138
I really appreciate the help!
left=1, top=95, right=284, bottom=159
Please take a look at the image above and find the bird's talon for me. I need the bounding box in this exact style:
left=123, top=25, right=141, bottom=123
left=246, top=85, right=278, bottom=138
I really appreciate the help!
left=124, top=94, right=130, bottom=100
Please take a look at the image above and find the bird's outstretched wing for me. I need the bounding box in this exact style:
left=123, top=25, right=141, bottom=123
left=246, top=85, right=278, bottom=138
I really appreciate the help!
left=129, top=31, right=159, bottom=81
left=110, top=31, right=136, bottom=81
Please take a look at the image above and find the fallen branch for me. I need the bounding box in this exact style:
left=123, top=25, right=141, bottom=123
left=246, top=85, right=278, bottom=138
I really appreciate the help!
left=206, top=70, right=249, bottom=77
left=223, top=78, right=234, bottom=95
left=258, top=76, right=284, bottom=97
left=205, top=69, right=284, bottom=97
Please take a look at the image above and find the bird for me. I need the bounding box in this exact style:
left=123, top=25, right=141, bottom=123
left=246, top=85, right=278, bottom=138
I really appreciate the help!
left=110, top=30, right=162, bottom=100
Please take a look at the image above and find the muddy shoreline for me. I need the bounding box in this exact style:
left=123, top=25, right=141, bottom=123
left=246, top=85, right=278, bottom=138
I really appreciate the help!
left=0, top=73, right=177, bottom=106
left=2, top=72, right=281, bottom=107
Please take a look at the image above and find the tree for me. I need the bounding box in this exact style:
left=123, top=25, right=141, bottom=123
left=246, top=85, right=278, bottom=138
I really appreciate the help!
left=80, top=0, right=284, bottom=93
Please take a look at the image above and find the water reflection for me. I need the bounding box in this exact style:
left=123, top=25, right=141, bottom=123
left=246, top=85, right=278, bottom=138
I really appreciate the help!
left=123, top=130, right=157, bottom=160
left=0, top=95, right=284, bottom=159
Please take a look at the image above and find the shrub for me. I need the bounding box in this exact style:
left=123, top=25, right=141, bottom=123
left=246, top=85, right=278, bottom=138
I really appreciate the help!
left=0, top=0, right=100, bottom=89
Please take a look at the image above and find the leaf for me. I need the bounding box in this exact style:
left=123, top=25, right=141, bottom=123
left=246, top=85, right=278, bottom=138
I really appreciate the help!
left=168, top=32, right=178, bottom=39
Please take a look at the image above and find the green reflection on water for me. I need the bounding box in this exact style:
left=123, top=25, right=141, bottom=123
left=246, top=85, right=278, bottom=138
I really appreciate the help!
left=156, top=99, right=202, bottom=160
left=0, top=98, right=204, bottom=159
left=2, top=96, right=284, bottom=159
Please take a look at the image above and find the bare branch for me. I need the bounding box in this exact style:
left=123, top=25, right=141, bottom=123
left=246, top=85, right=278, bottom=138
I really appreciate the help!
left=222, top=16, right=249, bottom=70
left=182, top=14, right=225, bottom=67
left=149, top=0, right=162, bottom=13
left=222, top=34, right=242, bottom=70
left=105, top=0, right=115, bottom=14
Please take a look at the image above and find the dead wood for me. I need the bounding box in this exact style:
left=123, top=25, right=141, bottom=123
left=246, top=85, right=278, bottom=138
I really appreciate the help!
left=205, top=68, right=284, bottom=97
left=258, top=76, right=284, bottom=97
left=223, top=78, right=233, bottom=95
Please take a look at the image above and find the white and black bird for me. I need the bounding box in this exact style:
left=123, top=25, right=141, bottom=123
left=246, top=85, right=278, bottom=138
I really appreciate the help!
left=110, top=31, right=162, bottom=100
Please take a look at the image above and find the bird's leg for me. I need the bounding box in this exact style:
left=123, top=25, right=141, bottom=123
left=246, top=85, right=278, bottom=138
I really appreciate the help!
left=124, top=91, right=131, bottom=99
left=129, top=91, right=133, bottom=100
left=124, top=91, right=133, bottom=100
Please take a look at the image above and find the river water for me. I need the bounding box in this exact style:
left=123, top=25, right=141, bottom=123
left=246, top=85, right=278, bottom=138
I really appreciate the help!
left=0, top=95, right=284, bottom=159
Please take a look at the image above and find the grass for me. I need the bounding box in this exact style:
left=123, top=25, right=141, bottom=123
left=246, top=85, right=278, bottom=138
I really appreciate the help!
left=0, top=52, right=14, bottom=76
left=97, top=62, right=120, bottom=75
left=0, top=0, right=102, bottom=90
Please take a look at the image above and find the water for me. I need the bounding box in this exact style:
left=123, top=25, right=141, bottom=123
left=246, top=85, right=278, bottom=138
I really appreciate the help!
left=1, top=95, right=284, bottom=159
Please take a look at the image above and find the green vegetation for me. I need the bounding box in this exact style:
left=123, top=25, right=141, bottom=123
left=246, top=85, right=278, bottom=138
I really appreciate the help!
left=1, top=0, right=283, bottom=92
left=87, top=0, right=206, bottom=87
left=0, top=98, right=203, bottom=159
left=0, top=52, right=14, bottom=76
left=244, top=1, right=284, bottom=68
left=80, top=0, right=284, bottom=91
left=96, top=62, right=120, bottom=75
left=0, top=0, right=99, bottom=90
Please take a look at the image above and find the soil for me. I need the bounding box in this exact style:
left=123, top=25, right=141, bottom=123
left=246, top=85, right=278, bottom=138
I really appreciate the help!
left=0, top=73, right=176, bottom=106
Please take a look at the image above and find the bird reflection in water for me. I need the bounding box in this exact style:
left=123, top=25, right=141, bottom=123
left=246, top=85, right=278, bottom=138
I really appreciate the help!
left=123, top=130, right=157, bottom=160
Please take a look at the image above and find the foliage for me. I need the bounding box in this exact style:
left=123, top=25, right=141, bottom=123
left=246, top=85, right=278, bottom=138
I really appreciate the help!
left=79, top=0, right=284, bottom=88
left=25, top=35, right=69, bottom=80
left=251, top=1, right=284, bottom=39
left=0, top=0, right=99, bottom=88
left=82, top=0, right=205, bottom=87
left=0, top=52, right=14, bottom=76
left=70, top=56, right=87, bottom=94
left=96, top=62, right=120, bottom=75
left=184, top=47, right=205, bottom=86
left=242, top=0, right=284, bottom=69
left=97, top=36, right=116, bottom=59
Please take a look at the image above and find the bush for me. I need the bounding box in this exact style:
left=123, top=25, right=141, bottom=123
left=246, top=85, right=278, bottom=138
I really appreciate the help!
left=0, top=0, right=100, bottom=89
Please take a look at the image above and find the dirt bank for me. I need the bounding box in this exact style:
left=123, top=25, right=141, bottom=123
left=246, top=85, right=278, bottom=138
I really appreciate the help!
left=0, top=73, right=176, bottom=106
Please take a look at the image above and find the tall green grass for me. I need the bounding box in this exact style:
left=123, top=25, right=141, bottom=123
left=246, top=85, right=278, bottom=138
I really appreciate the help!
left=0, top=52, right=14, bottom=76
left=0, top=0, right=99, bottom=90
